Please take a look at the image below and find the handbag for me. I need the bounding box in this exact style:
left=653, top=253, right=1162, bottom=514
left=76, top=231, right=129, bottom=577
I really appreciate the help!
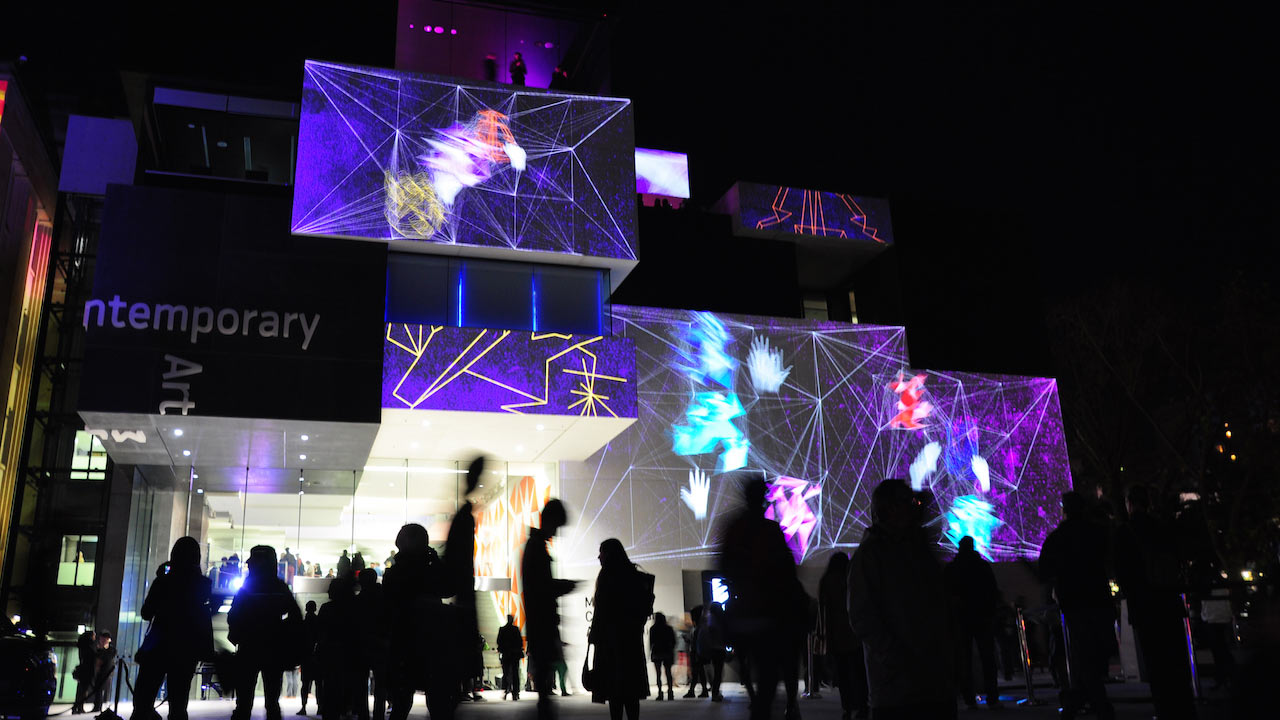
left=135, top=622, right=162, bottom=666
left=581, top=641, right=596, bottom=692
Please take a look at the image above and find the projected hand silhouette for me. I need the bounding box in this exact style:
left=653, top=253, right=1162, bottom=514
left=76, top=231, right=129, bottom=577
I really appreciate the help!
left=681, top=468, right=710, bottom=520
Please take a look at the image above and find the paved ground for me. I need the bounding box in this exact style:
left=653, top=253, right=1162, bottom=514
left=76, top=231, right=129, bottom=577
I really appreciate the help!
left=52, top=679, right=1233, bottom=720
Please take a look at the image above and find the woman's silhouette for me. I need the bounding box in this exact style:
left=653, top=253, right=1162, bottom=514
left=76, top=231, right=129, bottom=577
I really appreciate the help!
left=129, top=537, right=214, bottom=720
left=589, top=539, right=652, bottom=720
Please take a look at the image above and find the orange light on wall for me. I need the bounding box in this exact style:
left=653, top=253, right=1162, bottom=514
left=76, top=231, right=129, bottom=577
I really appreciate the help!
left=0, top=80, right=8, bottom=127
left=473, top=473, right=551, bottom=629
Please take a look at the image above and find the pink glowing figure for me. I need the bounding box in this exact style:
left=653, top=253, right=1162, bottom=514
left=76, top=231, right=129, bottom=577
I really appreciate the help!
left=887, top=371, right=933, bottom=430
left=764, top=476, right=821, bottom=564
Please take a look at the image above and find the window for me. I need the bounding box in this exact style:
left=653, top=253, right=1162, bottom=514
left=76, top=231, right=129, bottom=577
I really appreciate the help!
left=70, top=430, right=108, bottom=481
left=802, top=295, right=828, bottom=321
left=385, top=253, right=608, bottom=335
left=57, top=535, right=98, bottom=586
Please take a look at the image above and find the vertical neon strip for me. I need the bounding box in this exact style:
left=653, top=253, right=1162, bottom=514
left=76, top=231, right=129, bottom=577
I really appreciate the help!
left=531, top=270, right=539, bottom=331
left=596, top=270, right=603, bottom=334
left=456, top=262, right=465, bottom=327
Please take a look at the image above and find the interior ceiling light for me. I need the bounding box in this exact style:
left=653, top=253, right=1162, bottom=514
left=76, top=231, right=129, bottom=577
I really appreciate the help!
left=301, top=434, right=309, bottom=441
left=182, top=450, right=191, bottom=457
left=173, top=429, right=184, bottom=437
left=421, top=420, right=431, bottom=428
left=299, top=454, right=307, bottom=460
left=196, top=488, right=204, bottom=494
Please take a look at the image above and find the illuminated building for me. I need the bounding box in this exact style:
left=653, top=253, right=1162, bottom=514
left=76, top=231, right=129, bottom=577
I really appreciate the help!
left=0, top=9, right=1073, bottom=704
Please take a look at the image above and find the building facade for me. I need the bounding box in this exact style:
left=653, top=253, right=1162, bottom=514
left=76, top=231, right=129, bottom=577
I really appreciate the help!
left=0, top=54, right=1073, bottom=704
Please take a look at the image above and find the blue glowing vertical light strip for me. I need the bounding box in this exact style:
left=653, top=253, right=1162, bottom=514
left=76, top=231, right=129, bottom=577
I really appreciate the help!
left=456, top=262, right=465, bottom=327
left=596, top=270, right=603, bottom=335
left=531, top=270, right=539, bottom=331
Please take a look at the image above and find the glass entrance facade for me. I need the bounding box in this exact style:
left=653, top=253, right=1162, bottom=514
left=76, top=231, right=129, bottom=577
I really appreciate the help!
left=110, top=456, right=557, bottom=702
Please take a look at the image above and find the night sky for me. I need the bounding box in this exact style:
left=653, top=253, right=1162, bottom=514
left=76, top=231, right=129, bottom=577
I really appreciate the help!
left=3, top=2, right=1274, bottom=379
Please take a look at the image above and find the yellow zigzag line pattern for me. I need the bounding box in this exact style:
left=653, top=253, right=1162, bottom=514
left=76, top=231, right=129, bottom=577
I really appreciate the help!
left=386, top=324, right=626, bottom=417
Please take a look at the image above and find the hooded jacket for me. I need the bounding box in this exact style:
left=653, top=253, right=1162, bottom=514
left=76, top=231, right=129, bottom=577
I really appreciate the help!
left=847, top=524, right=954, bottom=709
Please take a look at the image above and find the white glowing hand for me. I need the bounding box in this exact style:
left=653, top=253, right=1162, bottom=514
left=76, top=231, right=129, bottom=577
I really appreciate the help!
left=503, top=142, right=527, bottom=171
left=748, top=336, right=792, bottom=393
left=681, top=468, right=710, bottom=520
left=971, top=454, right=991, bottom=493
left=909, top=441, right=942, bottom=491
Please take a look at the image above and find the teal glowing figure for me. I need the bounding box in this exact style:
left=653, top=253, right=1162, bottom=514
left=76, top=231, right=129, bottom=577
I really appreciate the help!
left=672, top=391, right=749, bottom=472
left=678, top=312, right=735, bottom=389
left=945, top=494, right=1003, bottom=560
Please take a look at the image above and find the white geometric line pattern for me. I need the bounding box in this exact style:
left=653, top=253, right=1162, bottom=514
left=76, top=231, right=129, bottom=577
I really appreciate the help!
left=292, top=61, right=637, bottom=261
left=559, top=306, right=1072, bottom=571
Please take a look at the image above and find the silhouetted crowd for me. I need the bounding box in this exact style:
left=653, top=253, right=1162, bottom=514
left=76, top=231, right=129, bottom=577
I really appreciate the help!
left=120, top=464, right=1279, bottom=720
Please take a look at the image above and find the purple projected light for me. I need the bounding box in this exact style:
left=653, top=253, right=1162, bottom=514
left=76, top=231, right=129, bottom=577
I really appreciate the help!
left=383, top=324, right=636, bottom=417
left=558, top=306, right=1071, bottom=569
left=635, top=147, right=690, bottom=198
left=878, top=370, right=1073, bottom=559
left=292, top=61, right=638, bottom=262
left=766, top=476, right=821, bottom=563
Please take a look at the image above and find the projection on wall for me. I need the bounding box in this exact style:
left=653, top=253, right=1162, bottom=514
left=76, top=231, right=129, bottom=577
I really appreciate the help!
left=634, top=147, right=690, bottom=199
left=730, top=181, right=894, bottom=245
left=292, top=61, right=638, bottom=262
left=558, top=306, right=1072, bottom=570
left=383, top=323, right=637, bottom=418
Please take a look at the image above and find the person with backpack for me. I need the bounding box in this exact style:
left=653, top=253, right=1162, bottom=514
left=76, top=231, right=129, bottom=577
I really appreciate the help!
left=129, top=538, right=215, bottom=720
left=588, top=538, right=654, bottom=720
left=228, top=545, right=304, bottom=720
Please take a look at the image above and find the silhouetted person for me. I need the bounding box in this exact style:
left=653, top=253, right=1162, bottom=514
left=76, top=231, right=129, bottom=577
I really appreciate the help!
left=354, top=568, right=390, bottom=720
left=282, top=548, right=298, bottom=583
left=317, top=577, right=357, bottom=720
left=548, top=65, right=569, bottom=90
left=945, top=536, right=1001, bottom=709
left=72, top=629, right=96, bottom=714
left=352, top=552, right=366, bottom=575
left=498, top=615, right=524, bottom=700
left=382, top=523, right=450, bottom=720
left=522, top=499, right=579, bottom=720
left=510, top=52, right=527, bottom=85
left=1039, top=491, right=1115, bottom=720
left=130, top=537, right=215, bottom=720
left=229, top=545, right=303, bottom=720
left=848, top=479, right=956, bottom=720
left=590, top=539, right=652, bottom=720
left=337, top=550, right=351, bottom=578
left=819, top=552, right=866, bottom=720
left=1114, top=485, right=1196, bottom=719
left=299, top=600, right=321, bottom=715
left=92, top=631, right=116, bottom=711
left=446, top=456, right=485, bottom=702
left=701, top=602, right=727, bottom=702
left=649, top=612, right=676, bottom=701
left=483, top=54, right=498, bottom=82
left=719, top=472, right=800, bottom=720
left=682, top=606, right=708, bottom=698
